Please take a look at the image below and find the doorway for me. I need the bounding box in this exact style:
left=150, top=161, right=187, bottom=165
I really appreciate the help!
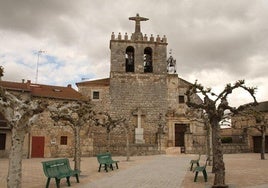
left=175, top=124, right=187, bottom=152
left=31, top=136, right=45, bottom=158
left=253, top=136, right=268, bottom=153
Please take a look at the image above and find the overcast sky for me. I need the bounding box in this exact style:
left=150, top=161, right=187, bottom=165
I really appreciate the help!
left=0, top=0, right=267, bottom=107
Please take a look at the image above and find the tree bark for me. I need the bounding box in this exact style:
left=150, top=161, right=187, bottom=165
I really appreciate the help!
left=212, top=121, right=217, bottom=173
left=73, top=126, right=81, bottom=171
left=206, top=123, right=213, bottom=166
left=107, top=132, right=111, bottom=152
left=261, top=125, right=266, bottom=160
left=211, top=118, right=228, bottom=188
left=124, top=127, right=130, bottom=161
left=7, top=127, right=26, bottom=188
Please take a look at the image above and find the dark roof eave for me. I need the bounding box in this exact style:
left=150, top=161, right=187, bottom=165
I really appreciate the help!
left=31, top=95, right=87, bottom=101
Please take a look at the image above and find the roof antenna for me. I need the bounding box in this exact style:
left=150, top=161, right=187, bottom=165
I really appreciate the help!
left=35, top=50, right=45, bottom=83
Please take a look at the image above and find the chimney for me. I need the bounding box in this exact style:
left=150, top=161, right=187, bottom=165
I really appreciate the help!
left=67, top=84, right=72, bottom=88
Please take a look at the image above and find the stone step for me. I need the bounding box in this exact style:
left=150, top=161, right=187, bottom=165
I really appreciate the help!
left=165, top=147, right=182, bottom=155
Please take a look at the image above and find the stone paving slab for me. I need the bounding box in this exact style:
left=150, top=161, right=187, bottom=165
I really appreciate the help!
left=80, top=155, right=189, bottom=188
left=0, top=153, right=268, bottom=188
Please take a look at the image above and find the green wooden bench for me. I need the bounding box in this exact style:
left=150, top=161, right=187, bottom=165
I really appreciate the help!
left=189, top=153, right=201, bottom=171
left=193, top=158, right=209, bottom=182
left=41, top=158, right=80, bottom=188
left=96, top=152, right=119, bottom=172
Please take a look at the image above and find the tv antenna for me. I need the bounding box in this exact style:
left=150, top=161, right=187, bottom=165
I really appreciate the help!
left=35, top=50, right=45, bottom=83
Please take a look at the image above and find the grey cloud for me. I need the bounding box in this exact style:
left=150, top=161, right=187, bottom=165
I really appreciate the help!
left=0, top=0, right=267, bottom=104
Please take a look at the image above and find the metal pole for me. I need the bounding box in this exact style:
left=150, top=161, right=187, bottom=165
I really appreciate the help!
left=35, top=50, right=45, bottom=83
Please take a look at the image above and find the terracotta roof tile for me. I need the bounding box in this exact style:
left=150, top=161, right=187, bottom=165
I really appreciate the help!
left=0, top=80, right=30, bottom=92
left=0, top=80, right=86, bottom=101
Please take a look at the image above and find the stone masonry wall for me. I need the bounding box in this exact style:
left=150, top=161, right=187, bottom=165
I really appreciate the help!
left=109, top=73, right=168, bottom=143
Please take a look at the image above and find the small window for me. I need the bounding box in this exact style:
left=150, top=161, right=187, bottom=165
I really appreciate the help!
left=179, top=95, right=185, bottom=103
left=92, top=91, right=100, bottom=100
left=60, top=136, right=67, bottom=145
left=0, top=133, right=6, bottom=150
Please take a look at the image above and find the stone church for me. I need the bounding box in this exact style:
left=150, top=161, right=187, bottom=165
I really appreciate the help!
left=0, top=14, right=207, bottom=158
left=76, top=14, right=206, bottom=155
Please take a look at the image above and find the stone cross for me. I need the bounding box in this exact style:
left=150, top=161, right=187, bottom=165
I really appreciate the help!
left=129, top=13, right=149, bottom=34
left=133, top=108, right=145, bottom=129
left=133, top=108, right=145, bottom=144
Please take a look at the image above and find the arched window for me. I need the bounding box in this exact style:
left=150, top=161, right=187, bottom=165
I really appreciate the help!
left=144, top=47, right=153, bottom=73
left=125, top=46, right=135, bottom=72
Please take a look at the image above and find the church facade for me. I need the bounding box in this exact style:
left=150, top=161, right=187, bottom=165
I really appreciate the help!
left=77, top=14, right=206, bottom=155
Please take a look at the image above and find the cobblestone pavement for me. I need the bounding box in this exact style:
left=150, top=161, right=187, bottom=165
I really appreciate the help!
left=80, top=155, right=189, bottom=188
left=0, top=153, right=268, bottom=188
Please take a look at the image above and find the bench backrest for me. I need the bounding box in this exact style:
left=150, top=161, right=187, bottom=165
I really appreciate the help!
left=42, top=158, right=70, bottom=177
left=96, top=153, right=112, bottom=163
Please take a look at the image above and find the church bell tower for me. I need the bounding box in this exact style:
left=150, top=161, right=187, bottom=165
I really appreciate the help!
left=109, top=14, right=169, bottom=143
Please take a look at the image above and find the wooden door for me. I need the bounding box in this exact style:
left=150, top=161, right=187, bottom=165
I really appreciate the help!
left=253, top=136, right=268, bottom=153
left=31, top=136, right=45, bottom=158
left=175, top=124, right=187, bottom=147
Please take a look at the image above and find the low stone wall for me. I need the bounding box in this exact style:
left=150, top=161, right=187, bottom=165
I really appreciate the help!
left=93, top=144, right=162, bottom=156
left=222, top=143, right=251, bottom=154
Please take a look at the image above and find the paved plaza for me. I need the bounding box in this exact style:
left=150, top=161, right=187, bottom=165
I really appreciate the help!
left=0, top=153, right=268, bottom=188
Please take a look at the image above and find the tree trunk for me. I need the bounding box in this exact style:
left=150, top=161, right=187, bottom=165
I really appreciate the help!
left=107, top=132, right=111, bottom=152
left=211, top=118, right=228, bottom=188
left=124, top=127, right=130, bottom=161
left=212, top=122, right=217, bottom=173
left=73, top=126, right=81, bottom=171
left=7, top=127, right=26, bottom=188
left=206, top=123, right=213, bottom=166
left=260, top=125, right=266, bottom=160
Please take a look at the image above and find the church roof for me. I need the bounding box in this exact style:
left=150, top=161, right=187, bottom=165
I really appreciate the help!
left=76, top=77, right=191, bottom=87
left=76, top=78, right=110, bottom=87
left=0, top=80, right=86, bottom=101
left=254, top=101, right=268, bottom=112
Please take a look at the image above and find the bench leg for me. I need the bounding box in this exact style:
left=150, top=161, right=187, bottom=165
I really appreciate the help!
left=115, top=162, right=119, bottom=169
left=98, top=164, right=102, bottom=172
left=45, top=178, right=51, bottom=188
left=203, top=170, right=208, bottom=182
left=75, top=174, right=80, bottom=183
left=194, top=171, right=199, bottom=182
left=55, top=178, right=60, bottom=188
left=66, top=176, right=71, bottom=186
left=110, top=164, right=114, bottom=170
left=104, top=164, right=108, bottom=172
left=190, top=163, right=193, bottom=171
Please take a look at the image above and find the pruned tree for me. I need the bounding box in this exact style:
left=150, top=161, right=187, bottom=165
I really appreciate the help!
left=49, top=100, right=94, bottom=171
left=186, top=80, right=257, bottom=188
left=186, top=109, right=213, bottom=166
left=232, top=105, right=267, bottom=160
left=94, top=112, right=132, bottom=161
left=93, top=112, right=122, bottom=151
left=0, top=87, right=47, bottom=188
left=117, top=118, right=133, bottom=161
left=157, top=113, right=166, bottom=152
